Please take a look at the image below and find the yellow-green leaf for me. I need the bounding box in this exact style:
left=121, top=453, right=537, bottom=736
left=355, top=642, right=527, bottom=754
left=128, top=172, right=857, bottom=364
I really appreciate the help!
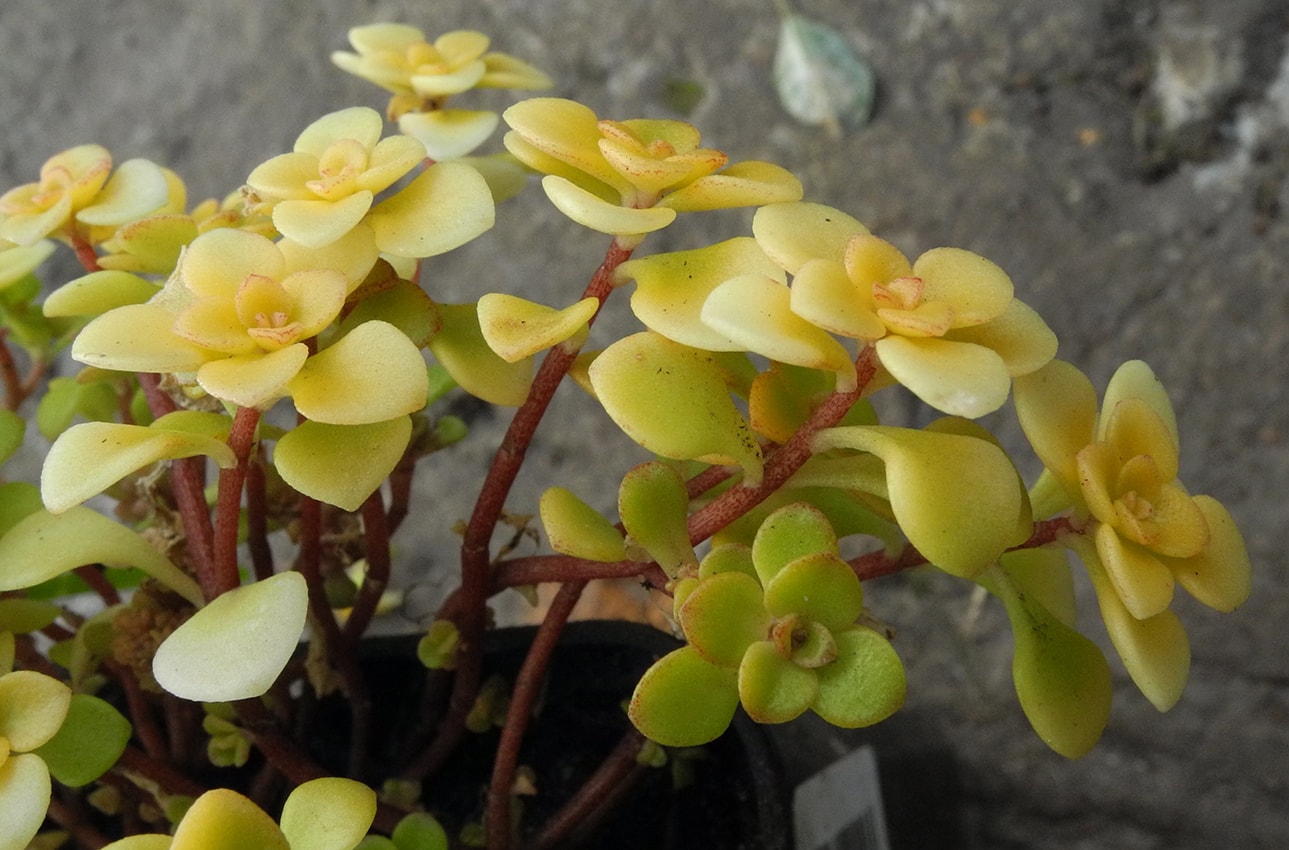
left=274, top=417, right=412, bottom=512
left=589, top=332, right=762, bottom=485
left=538, top=487, right=627, bottom=563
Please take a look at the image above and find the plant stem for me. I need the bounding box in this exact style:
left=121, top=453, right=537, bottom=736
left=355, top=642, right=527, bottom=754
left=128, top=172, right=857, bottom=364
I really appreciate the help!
left=114, top=744, right=207, bottom=798
left=106, top=660, right=169, bottom=760
left=485, top=580, right=587, bottom=850
left=419, top=239, right=634, bottom=784
left=234, top=698, right=330, bottom=785
left=70, top=230, right=101, bottom=273
left=526, top=729, right=648, bottom=850
left=0, top=330, right=25, bottom=411
left=490, top=554, right=668, bottom=592
left=244, top=451, right=275, bottom=582
left=294, top=495, right=374, bottom=780
left=137, top=374, right=218, bottom=593
left=73, top=564, right=121, bottom=606
left=46, top=795, right=113, bottom=849
left=343, top=489, right=392, bottom=642
left=685, top=346, right=877, bottom=544
left=210, top=405, right=261, bottom=598
left=849, top=515, right=1082, bottom=581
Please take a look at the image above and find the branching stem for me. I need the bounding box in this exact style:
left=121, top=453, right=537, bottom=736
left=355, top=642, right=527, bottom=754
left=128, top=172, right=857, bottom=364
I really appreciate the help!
left=486, top=579, right=587, bottom=850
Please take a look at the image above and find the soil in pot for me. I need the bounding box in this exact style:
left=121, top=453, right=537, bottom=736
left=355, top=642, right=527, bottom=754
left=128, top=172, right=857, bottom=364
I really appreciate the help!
left=312, top=620, right=790, bottom=850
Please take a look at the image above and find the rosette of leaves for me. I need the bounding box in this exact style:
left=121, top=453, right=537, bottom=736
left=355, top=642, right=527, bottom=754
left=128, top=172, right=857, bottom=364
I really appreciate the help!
left=629, top=503, right=905, bottom=747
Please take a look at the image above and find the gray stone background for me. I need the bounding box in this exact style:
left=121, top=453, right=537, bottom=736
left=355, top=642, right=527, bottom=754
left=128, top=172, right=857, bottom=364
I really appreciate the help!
left=2, top=0, right=1286, bottom=847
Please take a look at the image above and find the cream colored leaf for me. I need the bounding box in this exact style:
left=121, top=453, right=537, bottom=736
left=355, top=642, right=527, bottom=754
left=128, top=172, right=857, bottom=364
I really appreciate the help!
left=154, top=572, right=308, bottom=702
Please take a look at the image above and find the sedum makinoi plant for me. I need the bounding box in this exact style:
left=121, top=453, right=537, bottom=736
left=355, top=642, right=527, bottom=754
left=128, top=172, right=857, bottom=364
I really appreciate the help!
left=0, top=18, right=1252, bottom=850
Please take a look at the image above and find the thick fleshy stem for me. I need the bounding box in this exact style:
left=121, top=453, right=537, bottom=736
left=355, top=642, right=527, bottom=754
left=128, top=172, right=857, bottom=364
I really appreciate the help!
left=685, top=346, right=878, bottom=545
left=210, top=405, right=261, bottom=599
left=485, top=580, right=587, bottom=850
left=412, top=239, right=633, bottom=783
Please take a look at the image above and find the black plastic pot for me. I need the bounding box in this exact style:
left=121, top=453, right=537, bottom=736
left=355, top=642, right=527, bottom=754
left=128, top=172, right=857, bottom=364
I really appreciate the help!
left=321, top=620, right=791, bottom=850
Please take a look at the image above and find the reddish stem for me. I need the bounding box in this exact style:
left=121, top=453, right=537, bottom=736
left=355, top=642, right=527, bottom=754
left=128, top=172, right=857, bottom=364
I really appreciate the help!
left=210, top=405, right=261, bottom=598
left=113, top=744, right=207, bottom=799
left=0, top=330, right=25, bottom=411
left=244, top=453, right=275, bottom=582
left=105, top=660, right=169, bottom=760
left=137, top=374, right=217, bottom=590
left=486, top=580, right=587, bottom=850
left=46, top=796, right=112, bottom=849
left=490, top=554, right=668, bottom=593
left=849, top=515, right=1083, bottom=581
left=526, top=729, right=647, bottom=850
left=73, top=564, right=121, bottom=606
left=70, top=230, right=102, bottom=273
left=685, top=347, right=877, bottom=545
left=416, top=240, right=633, bottom=784
left=294, top=495, right=374, bottom=780
left=343, top=489, right=392, bottom=643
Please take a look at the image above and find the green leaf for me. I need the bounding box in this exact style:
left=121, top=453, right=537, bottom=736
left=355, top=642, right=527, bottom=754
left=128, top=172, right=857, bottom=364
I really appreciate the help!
left=153, top=572, right=308, bottom=702
left=737, top=639, right=818, bottom=724
left=427, top=302, right=534, bottom=406
left=274, top=417, right=412, bottom=512
left=36, top=376, right=121, bottom=440
left=538, top=486, right=627, bottom=563
left=34, top=694, right=132, bottom=787
left=42, top=270, right=161, bottom=317
left=0, top=410, right=23, bottom=466
left=280, top=778, right=377, bottom=850
left=697, top=543, right=757, bottom=581
left=0, top=481, right=43, bottom=538
left=0, top=507, right=202, bottom=606
left=677, top=571, right=771, bottom=667
left=0, top=598, right=61, bottom=634
left=751, top=502, right=838, bottom=587
left=339, top=279, right=441, bottom=349
left=618, top=237, right=785, bottom=351
left=762, top=552, right=863, bottom=631
left=391, top=813, right=449, bottom=850
left=811, top=626, right=906, bottom=727
left=989, top=562, right=1112, bottom=758
left=591, top=332, right=763, bottom=484
left=618, top=461, right=695, bottom=577
left=629, top=646, right=739, bottom=747
left=417, top=620, right=461, bottom=671
left=774, top=13, right=875, bottom=135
